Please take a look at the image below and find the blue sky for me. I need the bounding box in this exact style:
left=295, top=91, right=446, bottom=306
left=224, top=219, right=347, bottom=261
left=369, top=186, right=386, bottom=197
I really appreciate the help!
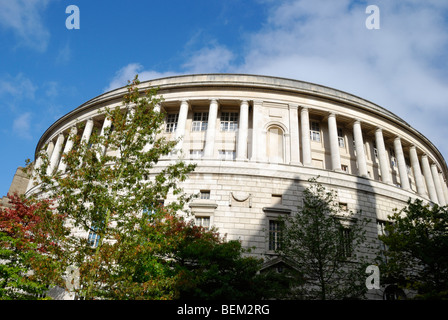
left=1, top=0, right=448, bottom=196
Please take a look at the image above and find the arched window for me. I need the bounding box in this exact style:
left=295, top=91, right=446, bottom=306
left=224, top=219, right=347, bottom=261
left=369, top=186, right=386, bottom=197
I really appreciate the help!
left=267, top=125, right=284, bottom=163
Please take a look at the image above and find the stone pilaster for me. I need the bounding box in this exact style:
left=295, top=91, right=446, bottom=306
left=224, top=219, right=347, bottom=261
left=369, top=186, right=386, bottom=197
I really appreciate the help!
left=288, top=104, right=301, bottom=165
left=251, top=100, right=263, bottom=162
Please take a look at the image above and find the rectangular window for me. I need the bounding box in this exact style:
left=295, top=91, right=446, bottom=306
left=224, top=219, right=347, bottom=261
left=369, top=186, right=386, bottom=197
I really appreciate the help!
left=341, top=165, right=349, bottom=173
left=271, top=194, right=282, bottom=206
left=337, top=128, right=345, bottom=148
left=195, top=216, right=210, bottom=229
left=218, top=150, right=236, bottom=160
left=192, top=112, right=208, bottom=131
left=88, top=217, right=104, bottom=248
left=165, top=114, right=179, bottom=133
left=338, top=227, right=352, bottom=258
left=143, top=200, right=164, bottom=216
left=190, top=149, right=204, bottom=159
left=373, top=142, right=379, bottom=160
left=405, top=158, right=411, bottom=174
left=88, top=229, right=100, bottom=248
left=310, top=121, right=321, bottom=142
left=220, top=112, right=238, bottom=131
left=200, top=190, right=210, bottom=200
left=390, top=148, right=396, bottom=168
left=269, top=220, right=283, bottom=251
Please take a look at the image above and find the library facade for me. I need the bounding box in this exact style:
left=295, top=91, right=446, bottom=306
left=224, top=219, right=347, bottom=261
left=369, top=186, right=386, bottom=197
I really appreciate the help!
left=26, top=74, right=448, bottom=299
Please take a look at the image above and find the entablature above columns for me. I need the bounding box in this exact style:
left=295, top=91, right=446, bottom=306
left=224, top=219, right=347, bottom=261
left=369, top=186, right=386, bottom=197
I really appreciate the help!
left=31, top=74, right=448, bottom=205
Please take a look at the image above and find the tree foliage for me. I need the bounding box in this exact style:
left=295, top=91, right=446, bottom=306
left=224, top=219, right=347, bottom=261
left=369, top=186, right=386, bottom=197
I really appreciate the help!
left=277, top=178, right=372, bottom=300
left=379, top=198, right=448, bottom=299
left=23, top=76, right=197, bottom=299
left=0, top=193, right=63, bottom=299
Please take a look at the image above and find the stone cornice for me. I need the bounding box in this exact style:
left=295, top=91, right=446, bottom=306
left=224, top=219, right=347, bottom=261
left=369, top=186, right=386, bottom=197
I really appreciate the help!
left=33, top=74, right=447, bottom=174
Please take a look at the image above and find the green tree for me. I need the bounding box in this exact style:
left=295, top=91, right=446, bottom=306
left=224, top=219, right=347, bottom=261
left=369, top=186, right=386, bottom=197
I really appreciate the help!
left=277, top=178, right=372, bottom=300
left=167, top=215, right=289, bottom=300
left=379, top=198, right=448, bottom=299
left=26, top=75, right=196, bottom=299
left=127, top=212, right=288, bottom=300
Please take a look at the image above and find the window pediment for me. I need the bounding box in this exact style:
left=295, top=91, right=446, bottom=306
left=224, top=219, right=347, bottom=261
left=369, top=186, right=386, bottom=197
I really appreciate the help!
left=189, top=200, right=218, bottom=214
left=263, top=205, right=292, bottom=215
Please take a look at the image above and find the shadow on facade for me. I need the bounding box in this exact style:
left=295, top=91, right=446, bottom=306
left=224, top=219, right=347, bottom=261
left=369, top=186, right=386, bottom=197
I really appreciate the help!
left=216, top=162, right=389, bottom=300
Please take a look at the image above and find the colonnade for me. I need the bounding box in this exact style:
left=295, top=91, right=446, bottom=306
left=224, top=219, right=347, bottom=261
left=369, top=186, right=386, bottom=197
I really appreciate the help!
left=27, top=98, right=448, bottom=206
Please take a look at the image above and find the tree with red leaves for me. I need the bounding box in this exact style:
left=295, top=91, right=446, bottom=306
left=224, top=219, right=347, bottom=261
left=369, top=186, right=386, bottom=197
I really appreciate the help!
left=0, top=193, right=66, bottom=299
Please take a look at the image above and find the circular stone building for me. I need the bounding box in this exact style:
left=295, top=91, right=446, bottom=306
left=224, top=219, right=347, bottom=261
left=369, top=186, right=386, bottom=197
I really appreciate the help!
left=26, top=74, right=448, bottom=298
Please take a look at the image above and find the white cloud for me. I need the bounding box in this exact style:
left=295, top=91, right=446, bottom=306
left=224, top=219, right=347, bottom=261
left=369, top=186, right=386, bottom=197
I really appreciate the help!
left=0, top=0, right=51, bottom=52
left=56, top=42, right=72, bottom=65
left=181, top=45, right=235, bottom=74
left=13, top=112, right=32, bottom=139
left=43, top=81, right=58, bottom=98
left=0, top=73, right=37, bottom=102
left=105, top=44, right=236, bottom=92
left=104, top=63, right=178, bottom=92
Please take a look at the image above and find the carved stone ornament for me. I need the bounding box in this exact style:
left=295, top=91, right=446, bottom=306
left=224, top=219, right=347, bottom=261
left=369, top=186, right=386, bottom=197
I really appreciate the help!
left=229, top=191, right=252, bottom=207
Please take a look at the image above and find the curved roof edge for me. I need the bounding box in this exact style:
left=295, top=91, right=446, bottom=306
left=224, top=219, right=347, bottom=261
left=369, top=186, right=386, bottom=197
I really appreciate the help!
left=34, top=73, right=447, bottom=172
left=99, top=73, right=407, bottom=124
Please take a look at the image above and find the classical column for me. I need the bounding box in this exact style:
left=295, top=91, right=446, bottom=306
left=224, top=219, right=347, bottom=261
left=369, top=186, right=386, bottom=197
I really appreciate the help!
left=375, top=128, right=392, bottom=184
left=301, top=107, right=312, bottom=166
left=100, top=117, right=112, bottom=137
left=439, top=172, right=448, bottom=204
left=431, top=164, right=446, bottom=205
left=26, top=142, right=52, bottom=191
left=393, top=137, right=411, bottom=191
left=47, top=134, right=65, bottom=175
left=26, top=157, right=41, bottom=191
left=288, top=104, right=301, bottom=165
left=58, top=127, right=78, bottom=173
left=27, top=142, right=55, bottom=191
left=81, top=118, right=94, bottom=144
left=141, top=104, right=160, bottom=153
left=251, top=100, right=263, bottom=161
left=327, top=113, right=342, bottom=171
left=353, top=120, right=368, bottom=177
left=236, top=100, right=249, bottom=161
left=421, top=155, right=438, bottom=203
left=204, top=99, right=218, bottom=159
left=46, top=140, right=55, bottom=162
left=97, top=117, right=112, bottom=156
left=175, top=100, right=189, bottom=153
left=409, top=146, right=426, bottom=196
